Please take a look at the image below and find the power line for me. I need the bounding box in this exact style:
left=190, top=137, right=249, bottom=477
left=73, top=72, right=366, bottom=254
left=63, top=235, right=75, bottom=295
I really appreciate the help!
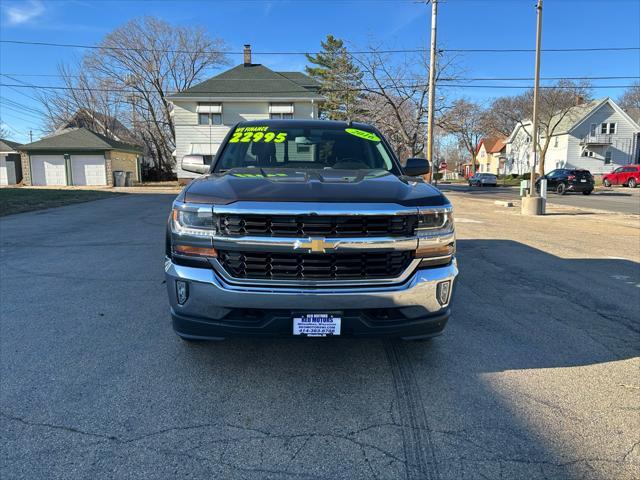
left=0, top=82, right=635, bottom=94
left=1, top=72, right=638, bottom=82
left=1, top=39, right=639, bottom=55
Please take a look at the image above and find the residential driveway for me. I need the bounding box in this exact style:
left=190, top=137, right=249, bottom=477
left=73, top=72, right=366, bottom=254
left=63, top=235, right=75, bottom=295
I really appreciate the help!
left=439, top=184, right=640, bottom=215
left=1, top=194, right=638, bottom=480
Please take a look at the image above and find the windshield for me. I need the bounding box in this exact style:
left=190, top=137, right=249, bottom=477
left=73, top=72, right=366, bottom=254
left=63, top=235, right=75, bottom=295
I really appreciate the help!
left=214, top=124, right=399, bottom=173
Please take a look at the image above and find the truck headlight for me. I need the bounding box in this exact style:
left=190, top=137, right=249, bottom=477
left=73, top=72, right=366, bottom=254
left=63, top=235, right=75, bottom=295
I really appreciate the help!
left=172, top=204, right=216, bottom=237
left=414, top=206, right=455, bottom=267
left=416, top=207, right=454, bottom=234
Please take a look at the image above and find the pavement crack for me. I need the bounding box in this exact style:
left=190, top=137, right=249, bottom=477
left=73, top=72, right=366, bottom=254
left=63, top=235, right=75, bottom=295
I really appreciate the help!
left=1, top=411, right=118, bottom=442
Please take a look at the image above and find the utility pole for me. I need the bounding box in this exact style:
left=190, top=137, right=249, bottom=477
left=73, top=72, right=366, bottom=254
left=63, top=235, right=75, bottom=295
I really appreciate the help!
left=426, top=0, right=438, bottom=183
left=29, top=130, right=33, bottom=142
left=522, top=0, right=545, bottom=215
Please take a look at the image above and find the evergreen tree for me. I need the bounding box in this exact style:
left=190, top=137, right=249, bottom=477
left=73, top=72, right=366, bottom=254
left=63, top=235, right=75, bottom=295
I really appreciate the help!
left=305, top=35, right=364, bottom=121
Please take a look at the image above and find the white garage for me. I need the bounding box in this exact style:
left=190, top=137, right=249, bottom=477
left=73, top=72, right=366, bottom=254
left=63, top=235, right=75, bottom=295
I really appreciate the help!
left=30, top=155, right=67, bottom=186
left=71, top=155, right=107, bottom=186
left=0, top=155, right=7, bottom=185
left=21, top=127, right=142, bottom=186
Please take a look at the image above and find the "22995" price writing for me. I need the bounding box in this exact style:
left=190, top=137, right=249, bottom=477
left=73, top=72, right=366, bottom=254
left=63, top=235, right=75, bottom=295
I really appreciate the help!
left=229, top=131, right=287, bottom=143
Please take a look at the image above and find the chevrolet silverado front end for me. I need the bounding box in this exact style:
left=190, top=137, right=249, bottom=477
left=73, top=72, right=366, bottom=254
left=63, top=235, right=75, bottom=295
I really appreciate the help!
left=165, top=120, right=458, bottom=341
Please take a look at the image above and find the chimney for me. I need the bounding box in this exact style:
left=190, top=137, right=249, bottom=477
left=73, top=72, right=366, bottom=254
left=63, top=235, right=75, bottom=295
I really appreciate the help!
left=575, top=94, right=585, bottom=106
left=243, top=44, right=252, bottom=66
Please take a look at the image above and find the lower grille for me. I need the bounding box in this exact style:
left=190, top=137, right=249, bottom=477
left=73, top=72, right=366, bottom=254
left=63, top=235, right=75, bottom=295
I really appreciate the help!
left=218, top=250, right=413, bottom=281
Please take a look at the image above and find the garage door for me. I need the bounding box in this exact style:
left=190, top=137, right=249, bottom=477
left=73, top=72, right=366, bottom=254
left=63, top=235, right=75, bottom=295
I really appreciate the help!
left=0, top=155, right=7, bottom=185
left=71, top=155, right=107, bottom=186
left=31, top=155, right=67, bottom=186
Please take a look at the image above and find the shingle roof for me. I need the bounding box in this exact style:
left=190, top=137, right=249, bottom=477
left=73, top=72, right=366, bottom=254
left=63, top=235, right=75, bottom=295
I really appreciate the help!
left=548, top=98, right=604, bottom=134
left=19, top=128, right=142, bottom=153
left=170, top=64, right=324, bottom=99
left=58, top=108, right=140, bottom=145
left=485, top=137, right=507, bottom=153
left=507, top=98, right=607, bottom=143
left=0, top=138, right=22, bottom=152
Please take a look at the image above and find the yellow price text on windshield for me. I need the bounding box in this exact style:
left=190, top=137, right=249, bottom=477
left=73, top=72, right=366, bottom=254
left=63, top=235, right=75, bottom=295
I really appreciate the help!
left=229, top=127, right=287, bottom=144
left=345, top=128, right=380, bottom=142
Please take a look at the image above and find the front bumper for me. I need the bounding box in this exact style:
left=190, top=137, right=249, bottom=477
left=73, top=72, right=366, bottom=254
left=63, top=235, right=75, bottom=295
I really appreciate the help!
left=165, top=258, right=458, bottom=340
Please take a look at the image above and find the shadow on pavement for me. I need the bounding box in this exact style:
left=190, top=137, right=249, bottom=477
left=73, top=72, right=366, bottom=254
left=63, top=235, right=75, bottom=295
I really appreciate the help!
left=174, top=240, right=639, bottom=478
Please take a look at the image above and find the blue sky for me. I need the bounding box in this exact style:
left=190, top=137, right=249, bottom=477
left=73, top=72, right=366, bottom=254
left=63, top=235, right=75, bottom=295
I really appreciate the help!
left=1, top=0, right=638, bottom=143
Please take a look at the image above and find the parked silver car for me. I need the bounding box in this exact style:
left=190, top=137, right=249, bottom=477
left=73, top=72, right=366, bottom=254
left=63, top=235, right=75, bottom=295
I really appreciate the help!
left=468, top=173, right=498, bottom=187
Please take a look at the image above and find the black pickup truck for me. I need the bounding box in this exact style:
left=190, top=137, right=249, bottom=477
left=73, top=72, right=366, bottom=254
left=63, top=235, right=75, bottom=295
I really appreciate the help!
left=165, top=120, right=457, bottom=341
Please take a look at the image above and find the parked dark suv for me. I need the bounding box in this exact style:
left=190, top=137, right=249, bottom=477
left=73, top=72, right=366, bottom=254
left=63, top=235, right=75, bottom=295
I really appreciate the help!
left=536, top=168, right=594, bottom=195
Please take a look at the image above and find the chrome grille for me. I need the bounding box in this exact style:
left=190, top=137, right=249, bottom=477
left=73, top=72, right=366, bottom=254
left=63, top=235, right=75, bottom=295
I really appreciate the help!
left=218, top=250, right=413, bottom=281
left=218, top=214, right=417, bottom=237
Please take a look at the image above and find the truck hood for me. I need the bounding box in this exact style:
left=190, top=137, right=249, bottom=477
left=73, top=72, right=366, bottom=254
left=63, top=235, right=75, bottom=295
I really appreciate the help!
left=182, top=169, right=448, bottom=207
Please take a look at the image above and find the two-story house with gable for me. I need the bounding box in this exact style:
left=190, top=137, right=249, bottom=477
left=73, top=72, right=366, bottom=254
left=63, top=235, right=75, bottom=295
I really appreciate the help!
left=168, top=45, right=324, bottom=182
left=505, top=97, right=640, bottom=176
left=476, top=137, right=507, bottom=175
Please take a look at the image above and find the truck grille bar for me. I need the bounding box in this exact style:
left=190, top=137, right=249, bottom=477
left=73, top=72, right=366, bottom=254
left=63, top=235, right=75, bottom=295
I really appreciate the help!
left=217, top=250, right=413, bottom=281
left=218, top=214, right=418, bottom=238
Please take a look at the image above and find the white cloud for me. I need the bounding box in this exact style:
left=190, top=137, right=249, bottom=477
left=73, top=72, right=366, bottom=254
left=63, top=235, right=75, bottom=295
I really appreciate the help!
left=4, top=0, right=45, bottom=25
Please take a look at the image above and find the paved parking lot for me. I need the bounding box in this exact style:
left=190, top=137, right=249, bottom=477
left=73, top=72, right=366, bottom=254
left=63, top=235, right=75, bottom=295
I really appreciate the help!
left=438, top=184, right=640, bottom=215
left=1, top=193, right=638, bottom=479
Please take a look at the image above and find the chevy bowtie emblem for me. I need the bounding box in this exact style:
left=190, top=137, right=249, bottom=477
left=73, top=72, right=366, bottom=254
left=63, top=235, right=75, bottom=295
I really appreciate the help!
left=293, top=237, right=335, bottom=253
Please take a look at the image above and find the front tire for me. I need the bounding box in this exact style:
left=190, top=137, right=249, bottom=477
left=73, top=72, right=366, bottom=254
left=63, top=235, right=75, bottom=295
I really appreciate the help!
left=556, top=183, right=567, bottom=195
left=582, top=190, right=592, bottom=195
left=629, top=178, right=637, bottom=188
left=603, top=179, right=611, bottom=187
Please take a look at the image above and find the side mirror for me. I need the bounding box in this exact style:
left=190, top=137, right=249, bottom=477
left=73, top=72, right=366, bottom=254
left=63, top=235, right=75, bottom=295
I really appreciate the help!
left=181, top=155, right=209, bottom=174
left=404, top=157, right=430, bottom=176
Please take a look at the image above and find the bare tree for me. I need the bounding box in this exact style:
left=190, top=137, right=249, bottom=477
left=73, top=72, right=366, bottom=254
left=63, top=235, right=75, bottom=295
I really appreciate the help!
left=483, top=96, right=519, bottom=137
left=40, top=16, right=228, bottom=175
left=39, top=63, right=127, bottom=137
left=85, top=17, right=228, bottom=174
left=351, top=45, right=459, bottom=160
left=486, top=80, right=592, bottom=175
left=439, top=99, right=487, bottom=174
left=618, top=81, right=640, bottom=113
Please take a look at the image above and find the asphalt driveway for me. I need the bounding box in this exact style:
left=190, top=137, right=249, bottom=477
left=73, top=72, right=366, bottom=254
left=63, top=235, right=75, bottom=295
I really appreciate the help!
left=1, top=194, right=638, bottom=479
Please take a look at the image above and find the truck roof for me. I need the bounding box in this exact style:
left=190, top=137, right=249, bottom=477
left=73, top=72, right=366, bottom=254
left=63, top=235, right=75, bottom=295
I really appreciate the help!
left=236, top=119, right=378, bottom=131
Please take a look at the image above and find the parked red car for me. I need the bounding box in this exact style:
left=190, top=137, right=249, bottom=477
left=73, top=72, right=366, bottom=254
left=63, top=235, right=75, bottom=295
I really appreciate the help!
left=602, top=165, right=640, bottom=188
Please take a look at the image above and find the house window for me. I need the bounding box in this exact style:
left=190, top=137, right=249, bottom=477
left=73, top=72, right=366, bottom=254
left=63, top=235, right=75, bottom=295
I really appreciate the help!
left=601, top=122, right=616, bottom=134
left=269, top=103, right=294, bottom=120
left=604, top=150, right=612, bottom=164
left=296, top=144, right=311, bottom=154
left=198, top=113, right=223, bottom=125
left=590, top=124, right=597, bottom=136
left=269, top=112, right=293, bottom=120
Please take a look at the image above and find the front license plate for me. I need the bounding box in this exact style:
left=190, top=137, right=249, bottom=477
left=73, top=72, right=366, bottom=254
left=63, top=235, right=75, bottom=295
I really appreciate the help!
left=580, top=179, right=587, bottom=182
left=293, top=314, right=341, bottom=337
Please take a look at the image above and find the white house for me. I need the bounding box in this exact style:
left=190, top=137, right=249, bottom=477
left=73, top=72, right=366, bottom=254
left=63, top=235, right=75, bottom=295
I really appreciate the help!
left=505, top=97, right=640, bottom=175
left=168, top=45, right=324, bottom=182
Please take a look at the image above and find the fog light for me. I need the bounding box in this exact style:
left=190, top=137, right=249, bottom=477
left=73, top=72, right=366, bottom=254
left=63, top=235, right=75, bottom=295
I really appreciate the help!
left=176, top=281, right=189, bottom=305
left=436, top=280, right=451, bottom=306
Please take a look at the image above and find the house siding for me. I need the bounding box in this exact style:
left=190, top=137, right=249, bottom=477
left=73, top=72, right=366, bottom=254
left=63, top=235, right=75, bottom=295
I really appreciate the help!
left=173, top=100, right=319, bottom=179
left=505, top=125, right=533, bottom=175
left=542, top=133, right=569, bottom=172
left=565, top=102, right=639, bottom=174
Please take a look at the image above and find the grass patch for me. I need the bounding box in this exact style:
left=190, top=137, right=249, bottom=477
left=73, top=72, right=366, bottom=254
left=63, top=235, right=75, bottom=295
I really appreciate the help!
left=0, top=188, right=120, bottom=216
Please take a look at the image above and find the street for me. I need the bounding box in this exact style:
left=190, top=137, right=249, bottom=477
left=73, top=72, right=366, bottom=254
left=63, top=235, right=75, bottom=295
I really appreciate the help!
left=1, top=193, right=639, bottom=480
left=438, top=184, right=640, bottom=215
